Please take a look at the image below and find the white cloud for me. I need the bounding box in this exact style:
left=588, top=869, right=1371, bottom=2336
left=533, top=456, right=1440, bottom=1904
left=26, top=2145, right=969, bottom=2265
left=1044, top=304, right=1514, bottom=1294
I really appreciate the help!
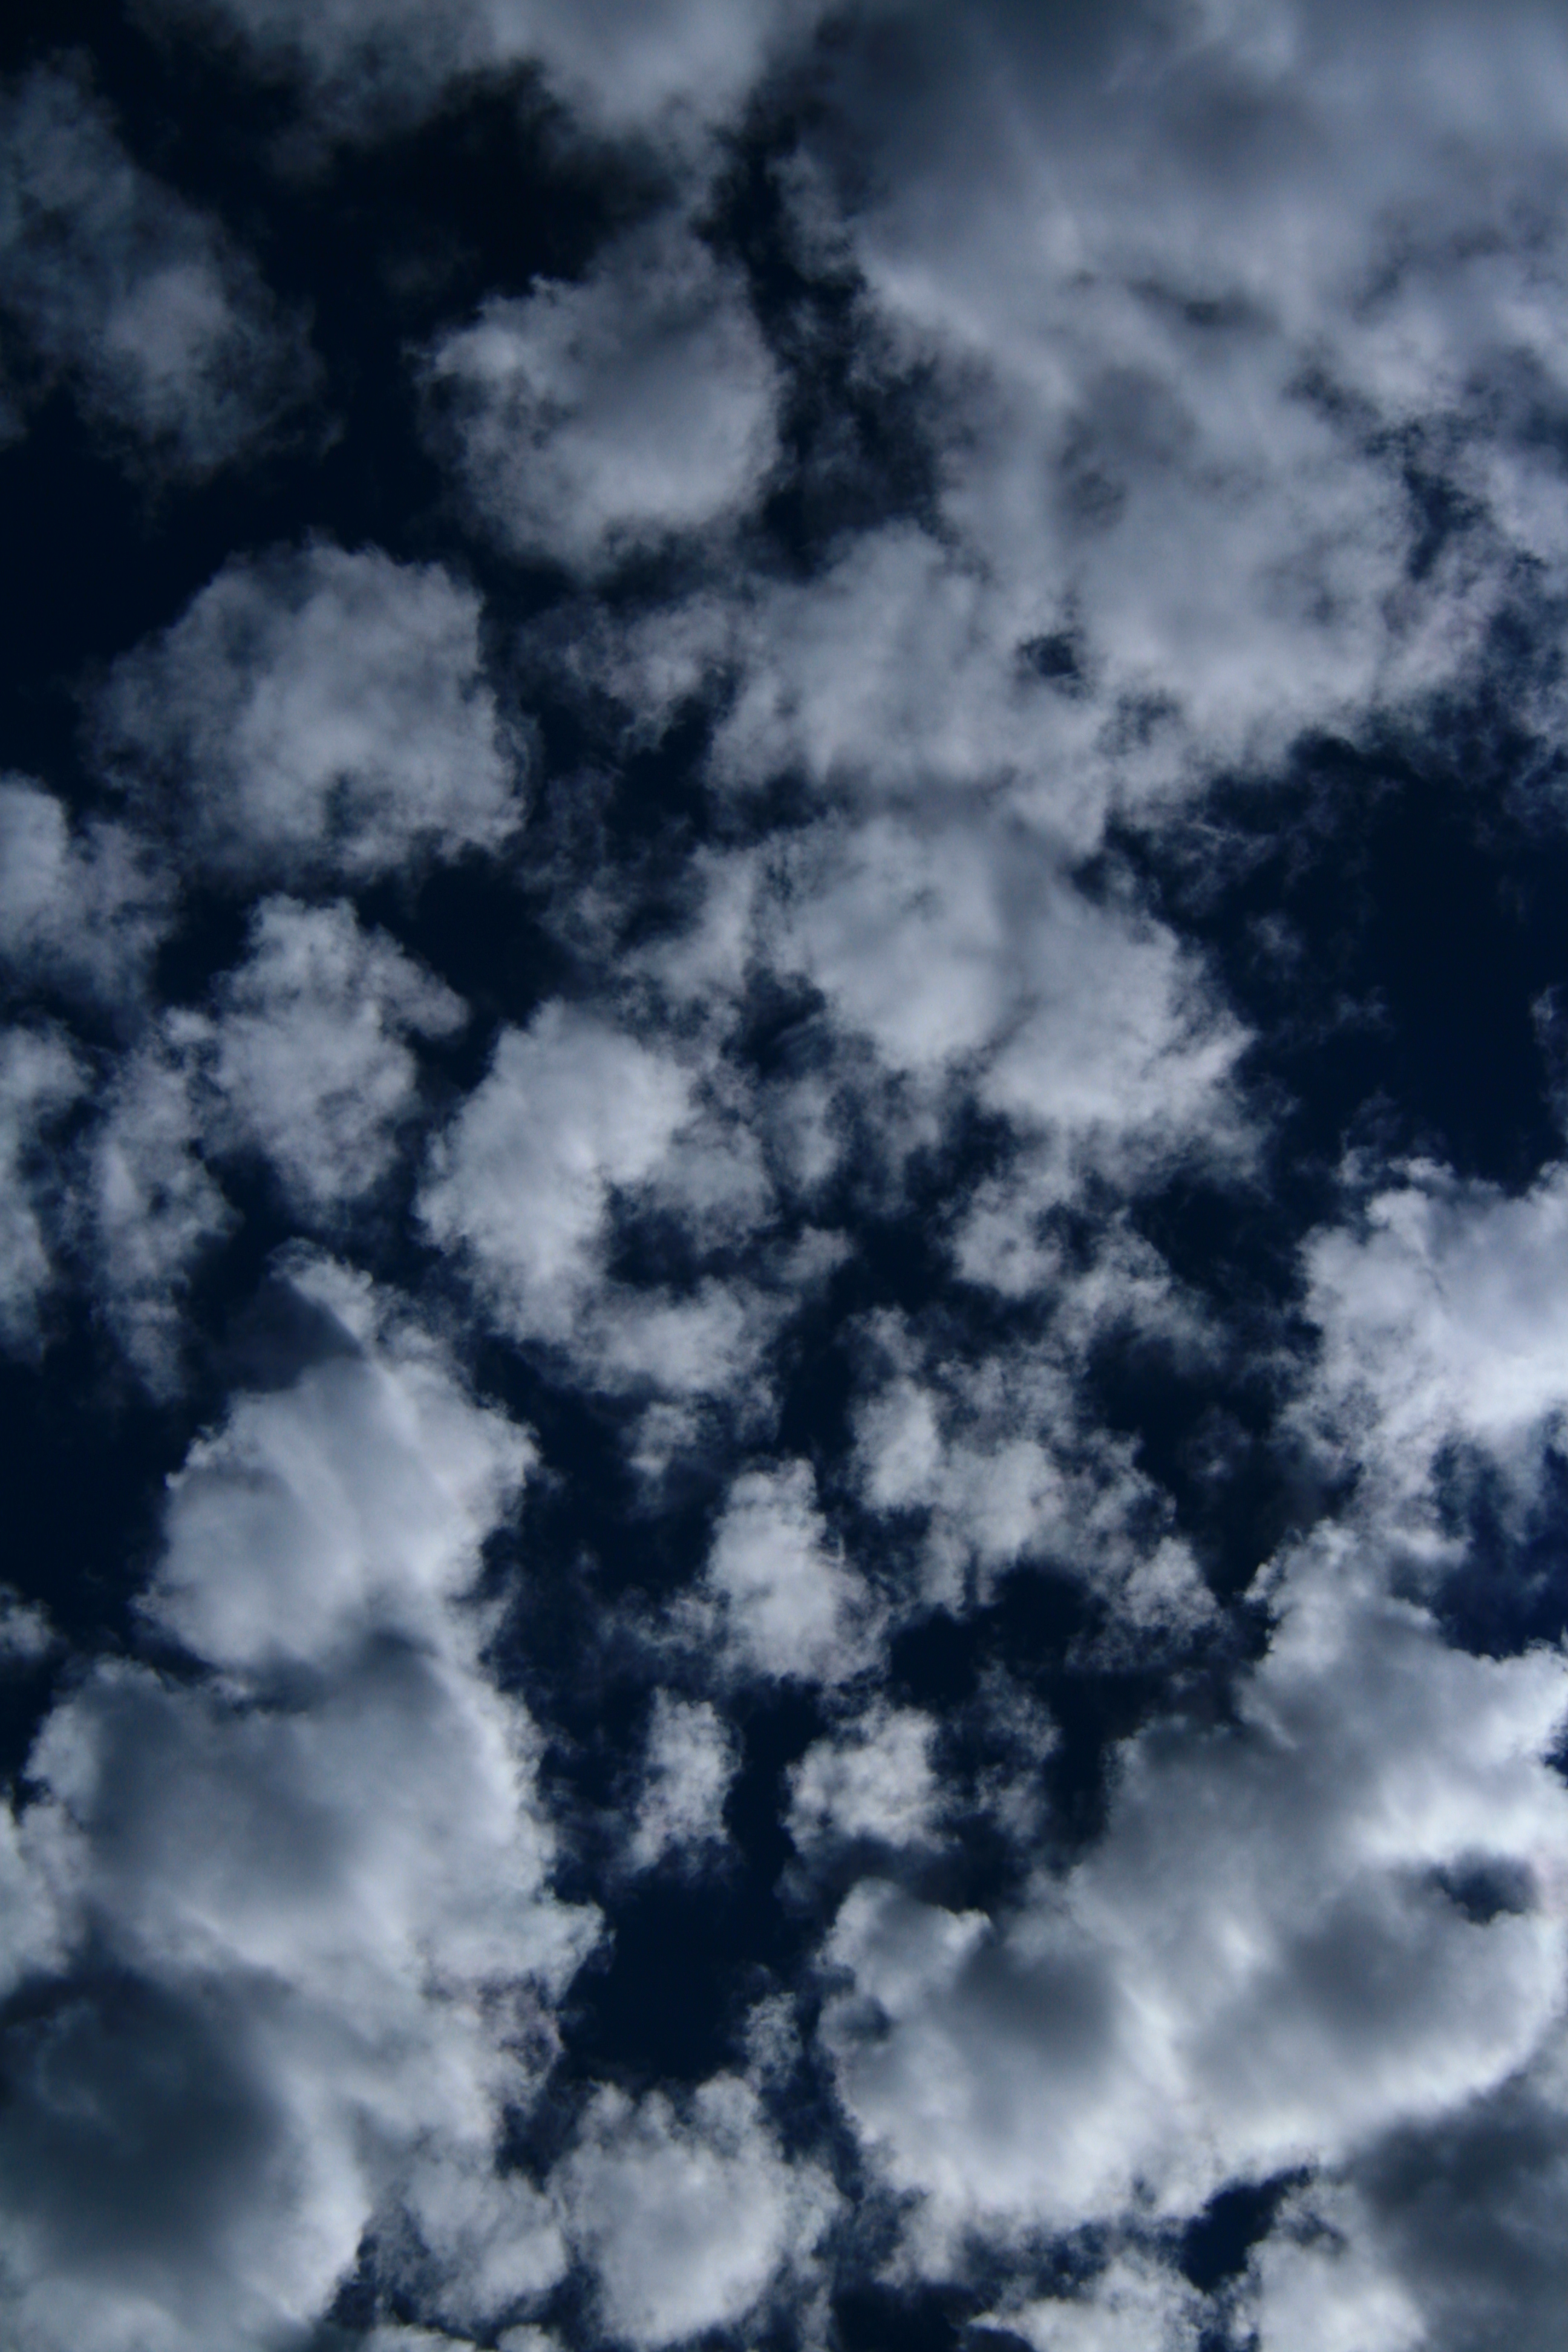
left=556, top=2074, right=834, bottom=2349
left=822, top=1530, right=1568, bottom=2261
left=195, top=897, right=465, bottom=1220
left=786, top=1704, right=939, bottom=1854
left=0, top=65, right=312, bottom=468
left=702, top=1459, right=878, bottom=1685
left=1245, top=2182, right=1428, bottom=2352
left=748, top=812, right=1245, bottom=1215
left=0, top=1027, right=84, bottom=1351
left=100, top=543, right=521, bottom=886
left=422, top=1001, right=691, bottom=1345
left=0, top=779, right=171, bottom=1010
left=991, top=2253, right=1204, bottom=2352
left=1304, top=1158, right=1568, bottom=1511
left=428, top=215, right=779, bottom=575
left=0, top=1259, right=596, bottom=2352
left=626, top=1692, right=737, bottom=1872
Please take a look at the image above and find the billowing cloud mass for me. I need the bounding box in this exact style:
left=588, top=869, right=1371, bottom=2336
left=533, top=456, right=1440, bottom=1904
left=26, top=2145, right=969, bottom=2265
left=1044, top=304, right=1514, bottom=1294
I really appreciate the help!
left=0, top=1260, right=593, bottom=2352
left=5, top=4, right=1568, bottom=2350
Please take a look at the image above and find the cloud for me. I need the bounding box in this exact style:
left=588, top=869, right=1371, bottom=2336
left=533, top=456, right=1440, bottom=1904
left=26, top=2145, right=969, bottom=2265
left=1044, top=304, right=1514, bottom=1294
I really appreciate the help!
left=555, top=2074, right=834, bottom=2349
left=426, top=214, right=779, bottom=575
left=822, top=1530, right=1568, bottom=2262
left=701, top=1459, right=879, bottom=1685
left=0, top=1258, right=596, bottom=2352
left=99, top=543, right=523, bottom=886
left=0, top=780, right=171, bottom=1013
left=0, top=1027, right=84, bottom=1351
left=0, top=65, right=313, bottom=469
left=192, top=896, right=466, bottom=1220
left=792, top=3, right=1568, bottom=794
left=626, top=1692, right=737, bottom=1873
left=151, top=0, right=826, bottom=139
left=786, top=1703, right=939, bottom=1854
left=421, top=1001, right=691, bottom=1345
left=988, top=2252, right=1205, bottom=2352
left=1304, top=1158, right=1568, bottom=1514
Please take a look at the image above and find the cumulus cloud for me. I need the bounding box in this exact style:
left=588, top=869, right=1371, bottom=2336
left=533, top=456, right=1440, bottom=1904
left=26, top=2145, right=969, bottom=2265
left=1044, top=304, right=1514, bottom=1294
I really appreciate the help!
left=0, top=1027, right=83, bottom=1351
left=0, top=779, right=171, bottom=1011
left=0, top=64, right=312, bottom=469
left=1304, top=1158, right=1568, bottom=1512
left=99, top=543, right=522, bottom=886
left=0, top=1258, right=595, bottom=2352
left=625, top=1692, right=736, bottom=1873
left=193, top=896, right=466, bottom=1219
left=822, top=1531, right=1568, bottom=2262
left=427, top=214, right=779, bottom=574
left=556, top=2074, right=834, bottom=2348
left=701, top=1459, right=878, bottom=1685
left=786, top=1704, right=939, bottom=1854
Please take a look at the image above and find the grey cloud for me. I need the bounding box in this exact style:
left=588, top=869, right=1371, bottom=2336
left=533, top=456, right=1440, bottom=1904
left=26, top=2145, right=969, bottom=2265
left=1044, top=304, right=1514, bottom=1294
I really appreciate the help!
left=624, top=1692, right=737, bottom=1873
left=99, top=542, right=523, bottom=887
left=555, top=2074, right=835, bottom=2349
left=1301, top=1157, right=1568, bottom=1535
left=426, top=214, right=780, bottom=575
left=0, top=65, right=314, bottom=471
left=151, top=0, right=828, bottom=140
left=0, top=779, right=171, bottom=1013
left=194, top=897, right=466, bottom=1221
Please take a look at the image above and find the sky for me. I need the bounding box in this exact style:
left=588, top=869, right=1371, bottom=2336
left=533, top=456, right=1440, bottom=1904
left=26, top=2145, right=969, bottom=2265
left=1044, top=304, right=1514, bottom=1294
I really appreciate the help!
left=3, top=3, right=1568, bottom=2348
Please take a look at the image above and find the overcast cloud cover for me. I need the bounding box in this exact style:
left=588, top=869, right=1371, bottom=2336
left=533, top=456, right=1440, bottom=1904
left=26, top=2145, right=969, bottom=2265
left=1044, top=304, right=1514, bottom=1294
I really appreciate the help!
left=5, top=2, right=1568, bottom=2348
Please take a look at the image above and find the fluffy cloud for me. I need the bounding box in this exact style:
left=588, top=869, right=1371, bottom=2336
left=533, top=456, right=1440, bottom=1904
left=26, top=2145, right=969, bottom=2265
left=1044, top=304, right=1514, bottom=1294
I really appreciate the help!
left=0, top=65, right=312, bottom=468
left=192, top=896, right=465, bottom=1218
left=786, top=1704, right=939, bottom=1854
left=0, top=780, right=170, bottom=1011
left=99, top=543, right=522, bottom=886
left=822, top=1530, right=1568, bottom=2261
left=0, top=1027, right=83, bottom=1351
left=0, top=1259, right=595, bottom=2352
left=702, top=1459, right=878, bottom=1684
left=427, top=215, right=779, bottom=574
left=626, top=1692, right=737, bottom=1873
left=797, top=2, right=1568, bottom=791
left=422, top=1001, right=690, bottom=1345
left=1304, top=1158, right=1568, bottom=1509
left=556, top=2074, right=834, bottom=2348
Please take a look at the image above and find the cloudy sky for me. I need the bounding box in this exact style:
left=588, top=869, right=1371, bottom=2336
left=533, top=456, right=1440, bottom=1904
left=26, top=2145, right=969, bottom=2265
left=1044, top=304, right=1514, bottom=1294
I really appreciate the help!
left=4, top=2, right=1568, bottom=2348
